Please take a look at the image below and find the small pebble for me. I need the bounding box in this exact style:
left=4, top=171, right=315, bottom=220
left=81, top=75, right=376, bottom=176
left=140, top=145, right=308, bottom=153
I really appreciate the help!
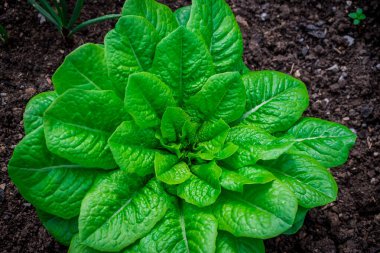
left=260, top=13, right=268, bottom=21
left=374, top=152, right=379, bottom=157
left=343, top=117, right=350, bottom=121
left=294, top=69, right=301, bottom=78
left=343, top=35, right=355, bottom=46
left=327, top=64, right=339, bottom=72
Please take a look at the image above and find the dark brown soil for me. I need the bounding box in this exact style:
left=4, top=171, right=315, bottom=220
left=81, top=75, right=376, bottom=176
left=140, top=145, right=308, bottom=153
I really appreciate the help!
left=1, top=0, right=379, bottom=252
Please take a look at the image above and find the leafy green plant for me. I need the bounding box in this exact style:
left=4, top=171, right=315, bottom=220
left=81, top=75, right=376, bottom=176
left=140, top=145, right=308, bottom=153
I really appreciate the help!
left=349, top=8, right=366, bottom=25
left=9, top=0, right=356, bottom=252
left=0, top=24, right=8, bottom=44
left=28, top=0, right=121, bottom=38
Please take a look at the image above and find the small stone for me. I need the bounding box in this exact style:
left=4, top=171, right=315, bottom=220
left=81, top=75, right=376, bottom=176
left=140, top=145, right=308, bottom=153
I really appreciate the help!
left=0, top=93, right=6, bottom=96
left=361, top=105, right=373, bottom=118
left=280, top=4, right=290, bottom=18
left=327, top=64, right=340, bottom=72
left=23, top=203, right=32, bottom=207
left=260, top=13, right=268, bottom=21
left=25, top=87, right=36, bottom=97
left=343, top=117, right=350, bottom=121
left=301, top=47, right=309, bottom=56
left=376, top=64, right=380, bottom=70
left=330, top=83, right=340, bottom=91
left=0, top=184, right=5, bottom=190
left=374, top=152, right=379, bottom=157
left=59, top=49, right=65, bottom=54
left=346, top=1, right=352, bottom=6
left=343, top=35, right=355, bottom=46
left=294, top=70, right=301, bottom=78
left=37, top=13, right=46, bottom=24
left=236, top=15, right=249, bottom=27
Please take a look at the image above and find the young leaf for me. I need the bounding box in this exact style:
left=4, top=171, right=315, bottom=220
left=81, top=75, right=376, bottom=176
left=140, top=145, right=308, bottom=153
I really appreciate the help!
left=283, top=206, right=309, bottom=235
left=187, top=72, right=246, bottom=123
left=8, top=127, right=96, bottom=219
left=79, top=172, right=170, bottom=252
left=23, top=91, right=57, bottom=134
left=263, top=154, right=338, bottom=208
left=216, top=231, right=265, bottom=253
left=195, top=119, right=232, bottom=159
left=125, top=200, right=218, bottom=253
left=109, top=121, right=160, bottom=176
left=240, top=71, right=309, bottom=133
left=287, top=117, right=357, bottom=167
left=105, top=16, right=159, bottom=96
left=160, top=107, right=197, bottom=145
left=175, top=6, right=191, bottom=26
left=177, top=161, right=222, bottom=207
left=44, top=89, right=124, bottom=169
left=37, top=210, right=78, bottom=246
left=53, top=44, right=114, bottom=95
left=187, top=0, right=244, bottom=72
left=151, top=26, right=215, bottom=104
left=220, top=166, right=276, bottom=192
left=125, top=72, right=176, bottom=129
left=122, top=0, right=178, bottom=39
left=154, top=153, right=191, bottom=185
left=214, top=180, right=297, bottom=238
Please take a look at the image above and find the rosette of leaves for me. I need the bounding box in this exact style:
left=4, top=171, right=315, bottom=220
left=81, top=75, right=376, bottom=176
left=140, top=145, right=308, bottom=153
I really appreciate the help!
left=8, top=0, right=356, bottom=252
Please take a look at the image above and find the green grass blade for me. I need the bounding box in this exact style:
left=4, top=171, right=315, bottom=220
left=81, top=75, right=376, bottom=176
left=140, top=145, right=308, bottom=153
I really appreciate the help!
left=68, top=14, right=121, bottom=37
left=27, top=0, right=61, bottom=29
left=67, top=0, right=84, bottom=29
left=36, top=0, right=62, bottom=26
left=51, top=0, right=66, bottom=26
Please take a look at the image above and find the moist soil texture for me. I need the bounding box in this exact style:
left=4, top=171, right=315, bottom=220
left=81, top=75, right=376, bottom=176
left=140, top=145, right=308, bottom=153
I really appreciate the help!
left=1, top=0, right=379, bottom=252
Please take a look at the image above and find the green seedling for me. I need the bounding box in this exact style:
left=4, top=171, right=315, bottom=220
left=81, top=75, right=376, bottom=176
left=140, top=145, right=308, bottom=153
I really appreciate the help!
left=28, top=0, right=120, bottom=38
left=9, top=0, right=356, bottom=252
left=349, top=8, right=366, bottom=25
left=0, top=24, right=8, bottom=44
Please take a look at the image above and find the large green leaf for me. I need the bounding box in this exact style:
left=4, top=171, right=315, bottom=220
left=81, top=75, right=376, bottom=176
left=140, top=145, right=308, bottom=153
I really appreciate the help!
left=79, top=172, right=170, bottom=252
left=214, top=180, right=297, bottom=238
left=151, top=26, right=215, bottom=105
left=109, top=121, right=160, bottom=176
left=23, top=91, right=57, bottom=134
left=122, top=0, right=178, bottom=40
left=105, top=16, right=159, bottom=97
left=68, top=234, right=101, bottom=253
left=263, top=154, right=338, bottom=208
left=177, top=161, right=222, bottom=207
left=124, top=200, right=217, bottom=253
left=187, top=72, right=246, bottom=123
left=283, top=206, right=309, bottom=235
left=287, top=117, right=357, bottom=167
left=187, top=0, right=243, bottom=72
left=53, top=44, right=114, bottom=94
left=240, top=71, right=309, bottom=133
left=44, top=89, right=124, bottom=169
left=223, top=126, right=295, bottom=168
left=125, top=72, right=176, bottom=128
left=8, top=127, right=96, bottom=219
left=175, top=6, right=191, bottom=26
left=216, top=231, right=265, bottom=253
left=37, top=210, right=78, bottom=246
left=220, top=166, right=276, bottom=192
left=154, top=153, right=191, bottom=185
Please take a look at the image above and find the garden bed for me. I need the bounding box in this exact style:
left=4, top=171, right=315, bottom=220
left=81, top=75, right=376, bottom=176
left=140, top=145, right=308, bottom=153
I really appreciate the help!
left=0, top=0, right=379, bottom=252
